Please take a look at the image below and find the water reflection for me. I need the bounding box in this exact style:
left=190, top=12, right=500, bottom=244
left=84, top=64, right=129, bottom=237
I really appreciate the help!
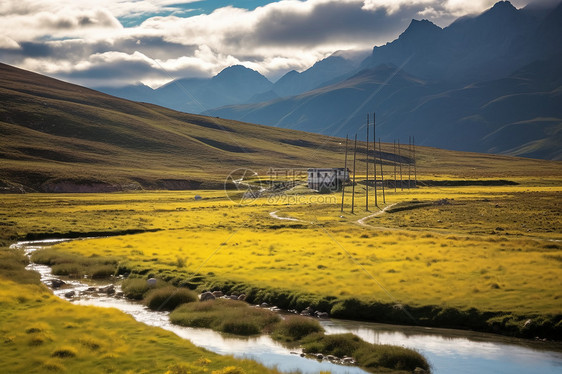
left=321, top=320, right=562, bottom=374
left=18, top=239, right=562, bottom=374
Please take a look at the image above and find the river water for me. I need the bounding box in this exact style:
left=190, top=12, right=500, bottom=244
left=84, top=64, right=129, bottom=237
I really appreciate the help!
left=17, top=239, right=562, bottom=374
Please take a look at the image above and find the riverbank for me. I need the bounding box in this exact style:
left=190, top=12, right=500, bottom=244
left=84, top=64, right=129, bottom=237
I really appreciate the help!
left=24, top=236, right=562, bottom=341
left=11, top=239, right=562, bottom=374
left=0, top=244, right=282, bottom=374
left=11, top=239, right=430, bottom=374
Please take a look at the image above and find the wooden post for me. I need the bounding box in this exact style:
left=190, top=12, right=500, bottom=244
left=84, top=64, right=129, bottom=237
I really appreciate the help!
left=413, top=136, right=417, bottom=188
left=373, top=112, right=378, bottom=207
left=408, top=136, right=411, bottom=189
left=351, top=134, right=357, bottom=214
left=340, top=134, right=349, bottom=213
left=393, top=139, right=397, bottom=192
left=366, top=114, right=369, bottom=211
left=398, top=139, right=403, bottom=191
left=379, top=138, right=385, bottom=204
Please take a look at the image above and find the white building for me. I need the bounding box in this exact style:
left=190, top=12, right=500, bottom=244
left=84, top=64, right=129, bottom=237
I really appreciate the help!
left=307, top=168, right=349, bottom=192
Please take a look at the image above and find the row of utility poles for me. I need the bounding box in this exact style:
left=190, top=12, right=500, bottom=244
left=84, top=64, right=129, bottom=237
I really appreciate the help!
left=341, top=113, right=417, bottom=214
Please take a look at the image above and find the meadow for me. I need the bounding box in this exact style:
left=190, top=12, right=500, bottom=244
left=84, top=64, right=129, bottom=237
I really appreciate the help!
left=0, top=247, right=281, bottom=374
left=1, top=175, right=560, bottom=340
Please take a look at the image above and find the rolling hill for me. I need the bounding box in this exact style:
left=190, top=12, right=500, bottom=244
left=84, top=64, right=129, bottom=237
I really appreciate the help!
left=0, top=62, right=559, bottom=193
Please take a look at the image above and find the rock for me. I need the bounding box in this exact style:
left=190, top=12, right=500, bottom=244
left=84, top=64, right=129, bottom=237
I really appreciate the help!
left=315, top=353, right=324, bottom=360
left=342, top=357, right=355, bottom=364
left=199, top=292, right=216, bottom=301
left=315, top=311, right=329, bottom=319
left=326, top=355, right=338, bottom=361
left=260, top=302, right=269, bottom=308
left=64, top=291, right=75, bottom=298
left=301, top=306, right=314, bottom=316
left=228, top=295, right=238, bottom=300
left=147, top=278, right=157, bottom=287
left=85, top=287, right=97, bottom=292
left=212, top=290, right=223, bottom=298
left=98, top=285, right=115, bottom=295
left=524, top=319, right=532, bottom=328
left=413, top=367, right=428, bottom=374
left=50, top=279, right=66, bottom=288
left=237, top=294, right=246, bottom=301
left=116, top=292, right=124, bottom=298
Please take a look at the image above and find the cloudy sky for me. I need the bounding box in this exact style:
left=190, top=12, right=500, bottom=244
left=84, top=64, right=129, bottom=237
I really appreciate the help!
left=0, top=0, right=542, bottom=88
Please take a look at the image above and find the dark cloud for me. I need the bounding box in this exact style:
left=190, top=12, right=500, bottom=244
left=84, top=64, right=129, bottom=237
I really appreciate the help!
left=220, top=1, right=436, bottom=51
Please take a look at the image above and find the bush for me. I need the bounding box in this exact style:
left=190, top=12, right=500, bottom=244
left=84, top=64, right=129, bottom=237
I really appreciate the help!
left=303, top=333, right=362, bottom=357
left=145, top=286, right=197, bottom=311
left=122, top=278, right=153, bottom=300
left=356, top=344, right=429, bottom=372
left=303, top=333, right=430, bottom=372
left=51, top=345, right=77, bottom=358
left=51, top=263, right=83, bottom=277
left=170, top=299, right=280, bottom=336
left=89, top=264, right=116, bottom=279
left=273, top=315, right=323, bottom=341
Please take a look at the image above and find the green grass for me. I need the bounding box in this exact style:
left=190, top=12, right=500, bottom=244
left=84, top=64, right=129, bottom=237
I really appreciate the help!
left=170, top=299, right=281, bottom=335
left=144, top=286, right=198, bottom=311
left=0, top=246, right=282, bottom=374
left=302, top=333, right=430, bottom=372
left=272, top=315, right=324, bottom=342
left=30, top=247, right=118, bottom=279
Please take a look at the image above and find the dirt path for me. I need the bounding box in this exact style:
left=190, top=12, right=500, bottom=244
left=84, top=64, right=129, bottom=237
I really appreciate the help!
left=356, top=203, right=397, bottom=228
left=269, top=210, right=301, bottom=222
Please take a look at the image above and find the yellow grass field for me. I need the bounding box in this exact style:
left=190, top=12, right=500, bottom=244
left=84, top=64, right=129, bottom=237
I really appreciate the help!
left=2, top=181, right=560, bottom=319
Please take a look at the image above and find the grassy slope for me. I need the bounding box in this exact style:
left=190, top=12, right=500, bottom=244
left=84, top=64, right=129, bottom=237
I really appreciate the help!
left=1, top=62, right=561, bottom=193
left=0, top=247, right=280, bottom=374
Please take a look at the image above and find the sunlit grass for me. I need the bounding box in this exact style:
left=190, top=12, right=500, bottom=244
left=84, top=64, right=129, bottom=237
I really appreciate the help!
left=1, top=182, right=561, bottom=338
left=0, top=278, right=281, bottom=374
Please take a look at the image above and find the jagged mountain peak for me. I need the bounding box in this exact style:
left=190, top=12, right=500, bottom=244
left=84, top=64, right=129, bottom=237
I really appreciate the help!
left=213, top=65, right=271, bottom=83
left=397, top=19, right=442, bottom=42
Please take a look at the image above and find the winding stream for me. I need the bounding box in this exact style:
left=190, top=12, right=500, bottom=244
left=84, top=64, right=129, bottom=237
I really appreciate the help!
left=15, top=239, right=562, bottom=374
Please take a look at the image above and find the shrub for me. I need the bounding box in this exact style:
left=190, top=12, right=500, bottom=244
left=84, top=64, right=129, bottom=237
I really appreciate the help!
left=145, top=286, right=197, bottom=311
left=122, top=278, right=152, bottom=300
left=89, top=264, right=116, bottom=279
left=303, top=333, right=430, bottom=372
left=356, top=344, right=429, bottom=372
left=51, top=345, right=77, bottom=358
left=273, top=315, right=323, bottom=341
left=51, top=263, right=83, bottom=277
left=170, top=299, right=280, bottom=336
left=303, top=333, right=362, bottom=357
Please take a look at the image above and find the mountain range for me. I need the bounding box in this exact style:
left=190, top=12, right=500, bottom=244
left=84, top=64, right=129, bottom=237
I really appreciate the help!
left=96, top=1, right=562, bottom=160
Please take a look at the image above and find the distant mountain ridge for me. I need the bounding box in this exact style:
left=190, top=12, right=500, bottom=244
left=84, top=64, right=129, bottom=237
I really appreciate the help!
left=99, top=65, right=273, bottom=113
left=97, top=1, right=562, bottom=160
left=206, top=0, right=562, bottom=160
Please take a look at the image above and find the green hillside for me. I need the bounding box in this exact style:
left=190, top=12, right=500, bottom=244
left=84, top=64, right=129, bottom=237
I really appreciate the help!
left=0, top=62, right=559, bottom=193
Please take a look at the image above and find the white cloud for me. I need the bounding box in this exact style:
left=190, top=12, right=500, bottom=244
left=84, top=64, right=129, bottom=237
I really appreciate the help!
left=0, top=0, right=538, bottom=88
left=0, top=35, right=20, bottom=49
left=362, top=0, right=436, bottom=14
